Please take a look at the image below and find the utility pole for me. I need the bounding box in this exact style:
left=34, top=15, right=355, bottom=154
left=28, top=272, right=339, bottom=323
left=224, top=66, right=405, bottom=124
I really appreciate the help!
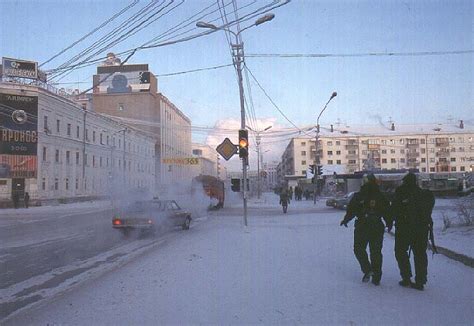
left=196, top=13, right=275, bottom=227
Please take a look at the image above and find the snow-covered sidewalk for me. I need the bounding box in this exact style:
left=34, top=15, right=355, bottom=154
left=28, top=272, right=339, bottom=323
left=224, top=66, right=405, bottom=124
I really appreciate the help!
left=6, top=202, right=473, bottom=325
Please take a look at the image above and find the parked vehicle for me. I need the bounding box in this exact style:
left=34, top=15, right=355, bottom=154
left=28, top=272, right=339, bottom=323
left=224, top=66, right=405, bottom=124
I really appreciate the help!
left=326, top=197, right=337, bottom=207
left=112, top=199, right=192, bottom=237
left=334, top=192, right=355, bottom=210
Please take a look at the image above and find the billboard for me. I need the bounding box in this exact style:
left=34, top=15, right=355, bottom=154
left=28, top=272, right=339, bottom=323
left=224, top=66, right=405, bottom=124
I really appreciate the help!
left=2, top=57, right=38, bottom=79
left=96, top=71, right=151, bottom=94
left=0, top=93, right=38, bottom=156
left=0, top=154, right=37, bottom=178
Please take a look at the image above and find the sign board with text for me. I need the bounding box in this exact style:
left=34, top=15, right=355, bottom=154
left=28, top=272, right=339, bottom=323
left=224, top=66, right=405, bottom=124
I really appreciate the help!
left=162, top=158, right=199, bottom=165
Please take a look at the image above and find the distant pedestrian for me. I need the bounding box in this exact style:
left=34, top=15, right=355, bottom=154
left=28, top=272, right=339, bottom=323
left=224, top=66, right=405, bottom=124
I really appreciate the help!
left=288, top=187, right=293, bottom=201
left=12, top=192, right=19, bottom=209
left=24, top=192, right=30, bottom=208
left=392, top=173, right=435, bottom=291
left=279, top=190, right=290, bottom=214
left=340, top=174, right=392, bottom=285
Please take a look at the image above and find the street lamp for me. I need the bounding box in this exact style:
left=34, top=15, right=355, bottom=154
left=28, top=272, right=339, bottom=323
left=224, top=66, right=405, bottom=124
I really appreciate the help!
left=247, top=125, right=272, bottom=199
left=197, top=13, right=275, bottom=226
left=313, top=91, right=337, bottom=203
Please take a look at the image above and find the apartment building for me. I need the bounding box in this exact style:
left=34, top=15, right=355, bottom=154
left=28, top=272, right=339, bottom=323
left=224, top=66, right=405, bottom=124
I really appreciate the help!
left=279, top=122, right=473, bottom=183
left=0, top=83, right=155, bottom=204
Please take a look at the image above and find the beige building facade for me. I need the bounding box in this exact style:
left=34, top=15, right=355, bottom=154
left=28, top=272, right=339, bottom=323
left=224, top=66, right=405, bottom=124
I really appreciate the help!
left=279, top=122, right=474, bottom=182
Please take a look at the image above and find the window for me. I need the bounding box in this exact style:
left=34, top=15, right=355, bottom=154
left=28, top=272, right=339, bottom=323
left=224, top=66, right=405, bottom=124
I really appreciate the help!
left=100, top=157, right=103, bottom=168
left=65, top=178, right=69, bottom=190
left=66, top=151, right=70, bottom=164
left=391, top=158, right=396, bottom=163
left=43, top=116, right=48, bottom=130
left=381, top=150, right=387, bottom=154
left=430, top=167, right=435, bottom=172
left=42, top=147, right=47, bottom=161
left=336, top=160, right=341, bottom=165
left=451, top=167, right=457, bottom=172
left=42, top=178, right=46, bottom=190
left=362, top=150, right=367, bottom=155
left=327, top=151, right=333, bottom=155
left=390, top=149, right=395, bottom=154
left=76, top=126, right=80, bottom=138
left=421, top=148, right=426, bottom=154
left=336, top=151, right=341, bottom=155
left=302, top=171, right=307, bottom=175
left=460, top=166, right=465, bottom=172
left=421, top=168, right=426, bottom=172
left=56, top=119, right=60, bottom=133
left=382, top=158, right=387, bottom=163
left=459, top=147, right=465, bottom=152
left=119, top=139, right=121, bottom=148
left=85, top=129, right=89, bottom=141
left=301, top=142, right=306, bottom=146
left=328, top=160, right=333, bottom=164
left=400, top=158, right=405, bottom=163
left=430, top=158, right=435, bottom=163
left=400, top=149, right=405, bottom=154
left=301, top=151, right=306, bottom=156
left=348, top=150, right=356, bottom=155
left=76, top=152, right=80, bottom=165
left=118, top=103, right=124, bottom=111
left=420, top=139, right=426, bottom=144
left=100, top=133, right=103, bottom=144
left=84, top=154, right=88, bottom=166
left=399, top=139, right=405, bottom=144
left=348, top=160, right=356, bottom=164
left=55, top=149, right=60, bottom=163
left=106, top=158, right=109, bottom=167
left=75, top=178, right=79, bottom=190
left=92, top=156, right=96, bottom=167
left=107, top=135, right=109, bottom=145
left=67, top=123, right=71, bottom=136
left=421, top=158, right=426, bottom=163
left=327, top=141, right=333, bottom=146
left=450, top=157, right=456, bottom=162
left=92, top=131, right=96, bottom=143
left=55, top=178, right=59, bottom=190
left=301, top=160, right=306, bottom=165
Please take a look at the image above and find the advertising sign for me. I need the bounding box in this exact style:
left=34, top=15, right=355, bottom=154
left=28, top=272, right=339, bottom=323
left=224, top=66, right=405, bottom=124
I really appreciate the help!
left=96, top=71, right=151, bottom=94
left=2, top=57, right=38, bottom=79
left=162, top=158, right=199, bottom=165
left=0, top=154, right=37, bottom=178
left=0, top=93, right=38, bottom=155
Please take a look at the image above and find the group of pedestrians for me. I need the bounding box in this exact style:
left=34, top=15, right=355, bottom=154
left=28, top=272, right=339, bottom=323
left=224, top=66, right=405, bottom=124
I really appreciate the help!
left=340, top=172, right=435, bottom=291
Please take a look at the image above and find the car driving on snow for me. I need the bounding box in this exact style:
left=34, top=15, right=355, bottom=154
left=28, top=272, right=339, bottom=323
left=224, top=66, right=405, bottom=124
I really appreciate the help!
left=112, top=199, right=192, bottom=236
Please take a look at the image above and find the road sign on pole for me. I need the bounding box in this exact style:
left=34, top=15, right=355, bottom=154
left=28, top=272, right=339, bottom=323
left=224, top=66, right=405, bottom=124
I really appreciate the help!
left=216, top=138, right=238, bottom=161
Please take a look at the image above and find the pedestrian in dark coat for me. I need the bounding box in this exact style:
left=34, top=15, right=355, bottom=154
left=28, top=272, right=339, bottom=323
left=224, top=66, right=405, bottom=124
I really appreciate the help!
left=392, top=172, right=435, bottom=290
left=279, top=190, right=290, bottom=213
left=340, top=174, right=392, bottom=285
left=24, top=192, right=30, bottom=208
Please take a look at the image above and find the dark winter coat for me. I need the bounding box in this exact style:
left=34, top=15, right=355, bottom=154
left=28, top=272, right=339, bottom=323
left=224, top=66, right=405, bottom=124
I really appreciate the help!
left=279, top=193, right=290, bottom=206
left=392, top=179, right=435, bottom=229
left=343, top=182, right=391, bottom=227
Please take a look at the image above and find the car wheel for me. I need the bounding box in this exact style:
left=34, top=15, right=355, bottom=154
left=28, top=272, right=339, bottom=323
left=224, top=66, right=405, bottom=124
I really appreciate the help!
left=182, top=217, right=191, bottom=230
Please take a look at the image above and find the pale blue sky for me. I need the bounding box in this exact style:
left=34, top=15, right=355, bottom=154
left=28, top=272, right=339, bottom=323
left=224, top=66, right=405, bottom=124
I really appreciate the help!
left=1, top=0, right=472, bottom=145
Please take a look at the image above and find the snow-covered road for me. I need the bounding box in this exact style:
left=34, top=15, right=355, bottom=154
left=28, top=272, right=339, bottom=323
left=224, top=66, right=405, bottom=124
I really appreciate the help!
left=5, top=197, right=473, bottom=325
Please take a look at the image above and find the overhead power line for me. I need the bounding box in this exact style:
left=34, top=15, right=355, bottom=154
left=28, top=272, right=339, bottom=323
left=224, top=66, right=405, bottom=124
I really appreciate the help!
left=246, top=50, right=474, bottom=58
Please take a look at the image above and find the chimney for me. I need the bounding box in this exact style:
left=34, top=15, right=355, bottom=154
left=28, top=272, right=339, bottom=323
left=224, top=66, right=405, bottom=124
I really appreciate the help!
left=330, top=124, right=334, bottom=132
left=391, top=123, right=395, bottom=131
left=460, top=120, right=464, bottom=129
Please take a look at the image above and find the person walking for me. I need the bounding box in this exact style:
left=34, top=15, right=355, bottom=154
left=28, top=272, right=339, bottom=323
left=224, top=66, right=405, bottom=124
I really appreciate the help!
left=279, top=189, right=290, bottom=214
left=24, top=192, right=30, bottom=208
left=392, top=172, right=435, bottom=291
left=340, top=174, right=392, bottom=285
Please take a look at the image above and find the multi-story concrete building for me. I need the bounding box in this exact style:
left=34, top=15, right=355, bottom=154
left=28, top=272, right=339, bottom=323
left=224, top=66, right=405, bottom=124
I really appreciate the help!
left=263, top=160, right=279, bottom=190
left=191, top=143, right=219, bottom=178
left=91, top=56, right=192, bottom=189
left=278, top=122, right=474, bottom=184
left=0, top=82, right=155, bottom=205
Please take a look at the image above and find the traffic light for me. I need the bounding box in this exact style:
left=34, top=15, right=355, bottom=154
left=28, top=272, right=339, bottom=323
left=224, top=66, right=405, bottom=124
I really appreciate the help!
left=309, top=164, right=315, bottom=174
left=238, top=129, right=249, bottom=159
left=231, top=178, right=240, bottom=192
left=317, top=165, right=323, bottom=175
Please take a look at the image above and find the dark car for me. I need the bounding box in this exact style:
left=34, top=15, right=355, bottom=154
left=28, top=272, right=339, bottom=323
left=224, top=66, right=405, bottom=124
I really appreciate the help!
left=334, top=192, right=355, bottom=210
left=112, top=199, right=192, bottom=236
left=326, top=197, right=337, bottom=207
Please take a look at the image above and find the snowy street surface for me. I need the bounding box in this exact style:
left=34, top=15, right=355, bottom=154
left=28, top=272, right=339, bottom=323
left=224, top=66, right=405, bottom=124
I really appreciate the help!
left=4, top=194, right=473, bottom=325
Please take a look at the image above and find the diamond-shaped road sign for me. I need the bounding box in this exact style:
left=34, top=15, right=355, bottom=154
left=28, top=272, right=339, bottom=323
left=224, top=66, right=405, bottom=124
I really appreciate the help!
left=216, top=137, right=238, bottom=161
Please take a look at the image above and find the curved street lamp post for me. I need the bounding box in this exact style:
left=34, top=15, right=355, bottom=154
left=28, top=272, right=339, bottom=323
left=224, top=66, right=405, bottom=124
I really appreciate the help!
left=313, top=91, right=337, bottom=204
